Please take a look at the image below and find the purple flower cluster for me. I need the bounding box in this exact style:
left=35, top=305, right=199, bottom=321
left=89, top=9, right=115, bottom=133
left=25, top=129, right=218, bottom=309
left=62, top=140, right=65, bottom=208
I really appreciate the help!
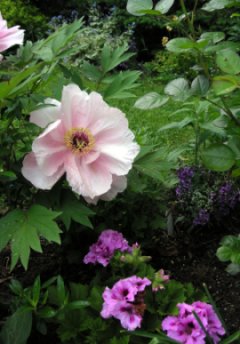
left=101, top=276, right=151, bottom=331
left=193, top=209, right=210, bottom=227
left=215, top=183, right=240, bottom=216
left=83, top=230, right=131, bottom=267
left=162, top=302, right=225, bottom=344
left=176, top=167, right=195, bottom=198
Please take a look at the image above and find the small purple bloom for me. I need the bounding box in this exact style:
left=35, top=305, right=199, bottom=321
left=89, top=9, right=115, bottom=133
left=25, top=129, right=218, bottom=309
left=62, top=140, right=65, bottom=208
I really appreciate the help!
left=193, top=209, right=209, bottom=227
left=176, top=167, right=195, bottom=198
left=83, top=230, right=131, bottom=266
left=162, top=301, right=225, bottom=344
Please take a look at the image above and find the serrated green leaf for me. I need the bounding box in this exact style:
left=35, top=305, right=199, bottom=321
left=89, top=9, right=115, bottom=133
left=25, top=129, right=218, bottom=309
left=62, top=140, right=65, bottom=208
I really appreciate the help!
left=103, top=71, right=140, bottom=100
left=191, top=75, right=210, bottom=96
left=59, top=192, right=94, bottom=230
left=217, top=235, right=240, bottom=264
left=216, top=49, right=240, bottom=75
left=0, top=205, right=62, bottom=270
left=158, top=117, right=193, bottom=131
left=101, top=44, right=135, bottom=74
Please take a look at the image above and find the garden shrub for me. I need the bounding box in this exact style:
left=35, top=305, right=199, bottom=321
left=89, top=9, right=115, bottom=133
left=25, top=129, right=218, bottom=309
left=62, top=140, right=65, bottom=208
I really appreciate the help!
left=0, top=0, right=48, bottom=40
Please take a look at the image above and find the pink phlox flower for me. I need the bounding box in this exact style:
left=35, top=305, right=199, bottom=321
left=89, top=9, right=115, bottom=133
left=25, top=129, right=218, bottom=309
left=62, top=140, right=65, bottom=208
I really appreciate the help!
left=101, top=276, right=151, bottom=331
left=22, top=85, right=140, bottom=203
left=162, top=302, right=225, bottom=344
left=0, top=12, right=24, bottom=53
left=83, top=229, right=131, bottom=266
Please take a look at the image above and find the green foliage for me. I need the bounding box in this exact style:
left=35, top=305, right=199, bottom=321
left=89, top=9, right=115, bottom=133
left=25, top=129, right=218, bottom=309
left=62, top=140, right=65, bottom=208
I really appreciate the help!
left=217, top=235, right=240, bottom=275
left=0, top=0, right=48, bottom=40
left=0, top=205, right=61, bottom=270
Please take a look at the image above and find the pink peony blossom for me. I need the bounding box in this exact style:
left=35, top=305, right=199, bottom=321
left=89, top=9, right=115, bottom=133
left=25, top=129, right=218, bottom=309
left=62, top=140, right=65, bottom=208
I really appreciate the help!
left=83, top=229, right=131, bottom=266
left=22, top=85, right=140, bottom=202
left=101, top=276, right=151, bottom=331
left=162, top=302, right=225, bottom=344
left=0, top=13, right=24, bottom=53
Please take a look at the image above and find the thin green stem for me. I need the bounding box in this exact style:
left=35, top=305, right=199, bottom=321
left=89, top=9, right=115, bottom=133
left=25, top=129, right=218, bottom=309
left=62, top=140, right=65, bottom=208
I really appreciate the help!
left=179, top=0, right=196, bottom=39
left=204, top=97, right=240, bottom=126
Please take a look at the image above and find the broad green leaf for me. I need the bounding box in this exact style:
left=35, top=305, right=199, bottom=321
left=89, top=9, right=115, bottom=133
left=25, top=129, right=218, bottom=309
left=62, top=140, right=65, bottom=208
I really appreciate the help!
left=59, top=192, right=95, bottom=230
left=226, top=263, right=240, bottom=275
left=202, top=0, right=235, bottom=12
left=0, top=308, right=32, bottom=344
left=216, top=49, right=240, bottom=74
left=201, top=144, right=235, bottom=171
left=164, top=78, right=191, bottom=101
left=200, top=32, right=225, bottom=44
left=134, top=92, right=169, bottom=109
left=127, top=0, right=153, bottom=16
left=0, top=205, right=62, bottom=270
left=217, top=235, right=240, bottom=264
left=199, top=122, right=226, bottom=136
left=158, top=118, right=193, bottom=131
left=205, top=41, right=240, bottom=53
left=0, top=171, right=17, bottom=182
left=212, top=75, right=240, bottom=95
left=155, top=0, right=174, bottom=14
left=191, top=75, right=210, bottom=96
left=101, top=44, right=135, bottom=74
left=33, top=47, right=54, bottom=62
left=166, top=38, right=195, bottom=53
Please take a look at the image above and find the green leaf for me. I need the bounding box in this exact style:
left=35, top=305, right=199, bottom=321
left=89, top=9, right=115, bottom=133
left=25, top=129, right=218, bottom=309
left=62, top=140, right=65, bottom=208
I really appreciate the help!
left=134, top=92, right=169, bottom=109
left=0, top=171, right=17, bottom=183
left=0, top=308, right=32, bottom=344
left=33, top=47, right=54, bottom=62
left=226, top=263, right=240, bottom=275
left=103, top=71, right=140, bottom=100
left=164, top=78, right=191, bottom=101
left=201, top=144, right=235, bottom=171
left=220, top=330, right=240, bottom=344
left=155, top=0, right=174, bottom=14
left=200, top=32, right=225, bottom=44
left=127, top=0, right=153, bottom=16
left=205, top=41, right=240, bottom=53
left=32, top=276, right=41, bottom=307
left=134, top=148, right=176, bottom=183
left=131, top=330, right=181, bottom=344
left=212, top=75, right=240, bottom=95
left=158, top=118, right=193, bottom=131
left=81, top=62, right=102, bottom=82
left=216, top=49, right=240, bottom=75
left=202, top=0, right=236, bottom=12
left=59, top=192, right=95, bottom=230
left=101, top=44, right=135, bottom=74
left=217, top=235, right=240, bottom=264
left=0, top=205, right=62, bottom=270
left=166, top=38, right=195, bottom=53
left=191, top=75, right=210, bottom=96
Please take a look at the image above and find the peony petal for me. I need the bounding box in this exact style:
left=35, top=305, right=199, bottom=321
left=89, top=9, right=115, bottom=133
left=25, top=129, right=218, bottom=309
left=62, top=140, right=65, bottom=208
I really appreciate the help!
left=32, top=120, right=67, bottom=173
left=30, top=98, right=62, bottom=128
left=65, top=154, right=112, bottom=198
left=61, top=84, right=89, bottom=130
left=84, top=175, right=127, bottom=204
left=21, top=152, right=64, bottom=190
left=0, top=13, right=24, bottom=53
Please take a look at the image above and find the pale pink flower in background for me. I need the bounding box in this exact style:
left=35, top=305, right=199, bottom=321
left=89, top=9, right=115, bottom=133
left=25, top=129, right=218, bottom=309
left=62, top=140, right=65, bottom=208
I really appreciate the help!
left=22, top=84, right=140, bottom=202
left=0, top=12, right=24, bottom=53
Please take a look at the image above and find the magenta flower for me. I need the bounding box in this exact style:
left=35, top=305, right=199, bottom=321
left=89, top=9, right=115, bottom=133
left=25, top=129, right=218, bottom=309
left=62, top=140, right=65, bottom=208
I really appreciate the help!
left=22, top=85, right=140, bottom=203
left=101, top=276, right=151, bottom=331
left=83, top=229, right=131, bottom=266
left=0, top=13, right=24, bottom=53
left=162, top=302, right=225, bottom=344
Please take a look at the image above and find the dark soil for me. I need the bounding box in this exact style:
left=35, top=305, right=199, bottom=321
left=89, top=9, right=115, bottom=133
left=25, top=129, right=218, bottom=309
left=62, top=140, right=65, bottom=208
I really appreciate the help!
left=0, top=224, right=239, bottom=342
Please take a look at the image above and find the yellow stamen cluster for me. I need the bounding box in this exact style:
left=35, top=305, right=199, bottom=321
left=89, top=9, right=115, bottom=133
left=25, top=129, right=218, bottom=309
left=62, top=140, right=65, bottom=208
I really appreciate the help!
left=64, top=127, right=95, bottom=155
